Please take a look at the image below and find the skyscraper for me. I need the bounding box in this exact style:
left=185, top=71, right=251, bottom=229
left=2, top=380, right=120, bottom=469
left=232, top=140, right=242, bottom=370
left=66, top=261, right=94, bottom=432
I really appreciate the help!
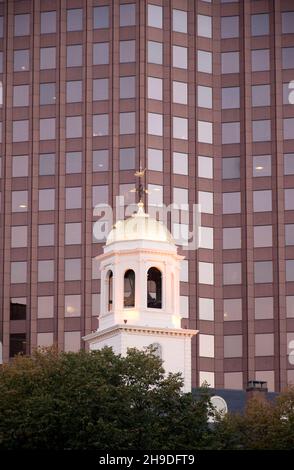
left=0, top=0, right=294, bottom=393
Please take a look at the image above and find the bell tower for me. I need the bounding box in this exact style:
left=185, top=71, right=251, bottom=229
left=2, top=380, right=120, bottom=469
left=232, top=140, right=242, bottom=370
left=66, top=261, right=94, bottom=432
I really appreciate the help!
left=83, top=203, right=198, bottom=392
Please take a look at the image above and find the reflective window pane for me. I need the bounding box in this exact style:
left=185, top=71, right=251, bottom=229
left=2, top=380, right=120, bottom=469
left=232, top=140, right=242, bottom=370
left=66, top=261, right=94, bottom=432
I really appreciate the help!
left=38, top=260, right=54, bottom=282
left=93, top=43, right=109, bottom=65
left=198, top=156, right=213, bottom=179
left=148, top=4, right=162, bottom=29
left=119, top=112, right=135, bottom=135
left=40, top=11, right=56, bottom=34
left=39, top=154, right=55, bottom=175
left=67, top=9, right=83, bottom=31
left=40, top=47, right=56, bottom=69
left=197, top=14, right=212, bottom=38
left=255, top=297, right=273, bottom=320
left=120, top=148, right=135, bottom=170
left=173, top=81, right=187, bottom=104
left=253, top=190, right=272, bottom=212
left=173, top=117, right=188, bottom=140
left=66, top=45, right=82, bottom=67
left=14, top=50, right=29, bottom=72
left=65, top=187, right=82, bottom=209
left=224, top=336, right=242, bottom=358
left=65, top=295, right=81, bottom=317
left=120, top=76, right=135, bottom=99
left=40, top=83, right=56, bottom=105
left=198, top=50, right=212, bottom=73
left=40, top=118, right=55, bottom=140
left=282, top=12, right=294, bottom=34
left=148, top=77, right=162, bottom=100
left=221, top=16, right=239, bottom=38
left=198, top=85, right=212, bottom=108
left=254, top=226, right=272, bottom=247
left=173, top=9, right=187, bottom=33
left=284, top=154, right=294, bottom=175
left=224, top=298, right=242, bottom=321
left=13, top=120, right=29, bottom=142
left=12, top=191, right=28, bottom=212
left=173, top=45, right=187, bottom=69
left=92, top=185, right=108, bottom=207
left=93, top=78, right=108, bottom=101
left=253, top=155, right=271, bottom=177
left=282, top=47, right=294, bottom=69
left=93, top=114, right=109, bottom=136
left=66, top=116, right=82, bottom=139
left=67, top=81, right=82, bottom=103
left=148, top=41, right=163, bottom=64
left=252, top=84, right=270, bottom=107
left=148, top=113, right=163, bottom=136
left=173, top=152, right=188, bottom=175
left=93, top=6, right=109, bottom=29
left=11, top=262, right=27, bottom=284
left=285, top=189, right=294, bottom=210
left=199, top=298, right=214, bottom=321
left=13, top=85, right=29, bottom=107
left=198, top=121, right=213, bottom=144
left=93, top=150, right=109, bottom=172
left=221, top=52, right=239, bottom=74
left=39, top=189, right=55, bottom=211
left=38, top=224, right=54, bottom=246
left=254, top=261, right=273, bottom=283
left=284, top=118, right=294, bottom=140
left=222, top=157, right=240, bottom=179
left=198, top=191, right=213, bottom=214
left=251, top=14, right=269, bottom=36
left=221, top=87, right=240, bottom=109
left=11, top=226, right=27, bottom=248
left=222, top=122, right=240, bottom=144
left=223, top=227, right=241, bottom=249
left=120, top=4, right=135, bottom=26
left=12, top=155, right=28, bottom=177
left=120, top=41, right=135, bottom=63
left=66, top=152, right=82, bottom=174
left=148, top=148, right=163, bottom=172
left=223, top=192, right=241, bottom=214
left=65, top=258, right=81, bottom=281
left=65, top=223, right=81, bottom=245
left=252, top=49, right=270, bottom=71
left=223, top=263, right=242, bottom=285
left=252, top=120, right=271, bottom=142
left=14, top=14, right=30, bottom=36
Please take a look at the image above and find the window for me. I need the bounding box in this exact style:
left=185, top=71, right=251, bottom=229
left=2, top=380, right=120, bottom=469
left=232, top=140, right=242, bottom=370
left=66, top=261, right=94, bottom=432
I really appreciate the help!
left=148, top=184, right=163, bottom=207
left=173, top=9, right=187, bottom=33
left=148, top=41, right=163, bottom=64
left=66, top=152, right=82, bottom=174
left=198, top=121, right=213, bottom=144
left=13, top=120, right=29, bottom=142
left=120, top=4, right=135, bottom=26
left=198, top=156, right=213, bottom=179
left=67, top=9, right=83, bottom=31
left=252, top=49, right=270, bottom=71
left=120, top=112, right=135, bottom=135
left=222, top=122, right=240, bottom=144
left=124, top=269, right=135, bottom=307
left=252, top=85, right=270, bottom=107
left=148, top=113, right=163, bottom=136
left=93, top=114, right=109, bottom=136
left=39, top=189, right=55, bottom=211
left=93, top=6, right=109, bottom=29
left=40, top=118, right=55, bottom=140
left=285, top=189, right=294, bottom=210
left=66, top=187, right=82, bottom=209
left=39, top=154, right=55, bottom=175
left=66, top=45, right=82, bottom=67
left=252, top=120, right=271, bottom=142
left=254, top=261, right=273, bottom=283
left=253, top=155, right=271, bottom=177
left=284, top=118, right=294, bottom=140
left=199, top=335, right=214, bottom=357
left=38, top=260, right=54, bottom=282
left=67, top=81, right=82, bottom=103
left=286, top=296, right=294, bottom=318
left=199, top=226, right=213, bottom=249
left=286, top=260, right=294, bottom=281
left=283, top=83, right=293, bottom=105
left=148, top=148, right=163, bottom=172
left=12, top=191, right=28, bottom=212
left=221, top=16, right=239, bottom=38
left=173, top=152, right=188, bottom=175
left=173, top=81, right=187, bottom=104
left=65, top=259, right=81, bottom=281
left=224, top=298, right=242, bottom=321
left=221, top=52, right=239, bottom=74
left=255, top=334, right=274, bottom=356
left=148, top=4, right=162, bottom=29
left=10, top=298, right=26, bottom=320
left=282, top=12, right=294, bottom=34
left=37, top=296, right=54, bottom=318
left=199, top=262, right=214, bottom=285
left=224, top=373, right=243, bottom=390
left=223, top=227, right=241, bottom=249
left=253, top=190, right=272, bottom=212
left=198, top=85, right=212, bottom=108
left=38, top=225, right=54, bottom=246
left=120, top=76, right=135, bottom=99
left=93, top=78, right=108, bottom=101
left=198, top=50, right=212, bottom=73
left=197, top=15, right=212, bottom=38
left=12, top=155, right=28, bottom=177
left=37, top=333, right=54, bottom=348
left=40, top=47, right=56, bottom=69
left=199, top=298, right=214, bottom=321
left=40, top=11, right=56, bottom=34
left=120, top=148, right=135, bottom=170
left=173, top=117, right=188, bottom=140
left=147, top=267, right=162, bottom=309
left=14, top=14, right=30, bottom=36
left=0, top=51, right=3, bottom=73
left=255, top=297, right=273, bottom=320
left=66, top=116, right=82, bottom=139
left=92, top=185, right=108, bottom=207
left=0, top=17, right=2, bottom=38
left=224, top=336, right=242, bottom=358
left=65, top=223, right=81, bottom=245
left=199, top=371, right=214, bottom=388
left=40, top=83, right=56, bottom=105
left=9, top=334, right=26, bottom=358
left=64, top=332, right=81, bottom=352
left=93, top=43, right=109, bottom=65
left=222, top=87, right=240, bottom=109
left=120, top=41, right=135, bottom=63
left=13, top=85, right=29, bottom=107
left=223, top=192, right=241, bottom=214
left=11, top=262, right=27, bottom=284
left=64, top=295, right=81, bottom=317
left=282, top=47, right=294, bottom=69
left=222, top=157, right=240, bottom=179
left=198, top=191, right=213, bottom=214
left=11, top=226, right=27, bottom=248
left=173, top=46, right=187, bottom=69
left=148, top=77, right=162, bottom=100
left=93, top=150, right=109, bottom=172
left=286, top=224, right=294, bottom=245
left=14, top=50, right=29, bottom=71
left=254, top=226, right=272, bottom=247
left=223, top=263, right=241, bottom=285
left=251, top=14, right=269, bottom=36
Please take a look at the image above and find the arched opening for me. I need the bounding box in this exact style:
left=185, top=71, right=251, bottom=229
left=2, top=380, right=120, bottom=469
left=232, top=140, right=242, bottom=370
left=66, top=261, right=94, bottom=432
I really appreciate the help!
left=107, top=270, right=113, bottom=311
left=147, top=267, right=162, bottom=309
left=124, top=269, right=135, bottom=307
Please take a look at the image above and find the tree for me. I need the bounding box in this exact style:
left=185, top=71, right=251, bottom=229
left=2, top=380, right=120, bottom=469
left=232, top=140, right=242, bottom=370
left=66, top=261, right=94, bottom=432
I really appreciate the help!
left=0, top=347, right=213, bottom=450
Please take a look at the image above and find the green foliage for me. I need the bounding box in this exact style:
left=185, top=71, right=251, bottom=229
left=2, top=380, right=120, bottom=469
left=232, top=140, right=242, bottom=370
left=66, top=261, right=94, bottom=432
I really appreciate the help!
left=0, top=346, right=213, bottom=450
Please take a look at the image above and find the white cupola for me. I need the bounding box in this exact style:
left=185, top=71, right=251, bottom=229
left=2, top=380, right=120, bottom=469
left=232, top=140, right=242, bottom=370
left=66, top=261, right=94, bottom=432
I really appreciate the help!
left=83, top=202, right=198, bottom=392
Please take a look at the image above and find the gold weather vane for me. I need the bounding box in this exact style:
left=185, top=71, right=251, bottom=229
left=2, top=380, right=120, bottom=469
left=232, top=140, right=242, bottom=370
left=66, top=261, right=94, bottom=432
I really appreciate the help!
left=130, top=167, right=148, bottom=204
